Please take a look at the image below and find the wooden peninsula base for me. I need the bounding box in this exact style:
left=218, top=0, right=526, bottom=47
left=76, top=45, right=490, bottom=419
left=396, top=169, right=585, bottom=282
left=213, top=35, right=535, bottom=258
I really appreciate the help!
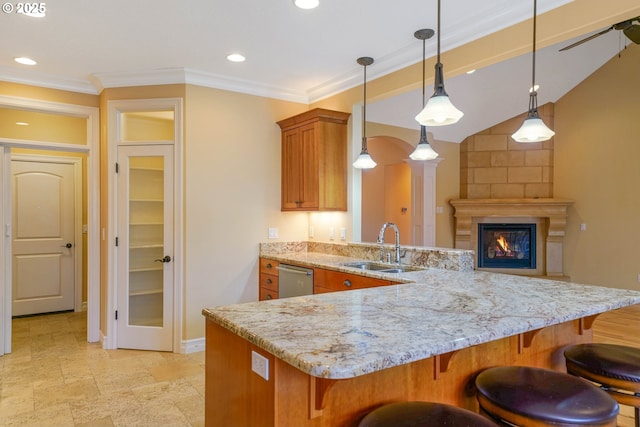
left=205, top=316, right=596, bottom=427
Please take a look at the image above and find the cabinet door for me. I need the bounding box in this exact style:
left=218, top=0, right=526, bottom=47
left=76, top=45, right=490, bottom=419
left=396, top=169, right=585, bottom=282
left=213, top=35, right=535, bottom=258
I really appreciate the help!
left=313, top=268, right=393, bottom=293
left=281, top=124, right=318, bottom=210
left=116, top=144, right=174, bottom=351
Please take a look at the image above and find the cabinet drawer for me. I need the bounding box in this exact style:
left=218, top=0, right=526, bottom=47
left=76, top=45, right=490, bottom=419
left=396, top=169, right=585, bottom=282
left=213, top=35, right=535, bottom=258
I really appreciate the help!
left=259, top=288, right=279, bottom=301
left=313, top=268, right=393, bottom=292
left=260, top=258, right=279, bottom=275
left=260, top=273, right=278, bottom=292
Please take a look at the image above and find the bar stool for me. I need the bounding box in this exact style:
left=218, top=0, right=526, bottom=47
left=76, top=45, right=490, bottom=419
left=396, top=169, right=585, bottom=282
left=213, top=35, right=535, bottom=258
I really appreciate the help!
left=358, top=401, right=498, bottom=427
left=475, top=366, right=619, bottom=426
left=565, top=343, right=640, bottom=427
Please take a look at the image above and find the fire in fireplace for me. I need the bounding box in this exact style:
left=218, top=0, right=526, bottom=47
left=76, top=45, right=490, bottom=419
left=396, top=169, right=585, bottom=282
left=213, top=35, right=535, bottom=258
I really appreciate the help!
left=477, top=223, right=536, bottom=269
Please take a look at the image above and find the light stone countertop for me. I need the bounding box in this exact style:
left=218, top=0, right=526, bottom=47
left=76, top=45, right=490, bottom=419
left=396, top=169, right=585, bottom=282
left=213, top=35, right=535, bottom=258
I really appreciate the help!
left=203, top=258, right=640, bottom=379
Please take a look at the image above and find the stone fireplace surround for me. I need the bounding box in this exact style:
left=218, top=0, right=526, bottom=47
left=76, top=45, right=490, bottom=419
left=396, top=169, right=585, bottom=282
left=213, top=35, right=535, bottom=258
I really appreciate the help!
left=450, top=198, right=574, bottom=277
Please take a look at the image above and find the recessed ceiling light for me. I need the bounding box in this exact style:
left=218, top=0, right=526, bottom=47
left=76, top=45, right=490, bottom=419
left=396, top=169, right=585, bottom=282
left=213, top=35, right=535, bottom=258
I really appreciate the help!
left=14, top=57, right=37, bottom=65
left=294, top=0, right=319, bottom=9
left=16, top=122, right=29, bottom=126
left=226, top=53, right=246, bottom=63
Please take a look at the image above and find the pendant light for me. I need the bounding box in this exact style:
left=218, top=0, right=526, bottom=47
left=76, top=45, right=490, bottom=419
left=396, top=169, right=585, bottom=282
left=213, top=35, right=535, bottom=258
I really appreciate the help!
left=415, top=0, right=463, bottom=127
left=352, top=57, right=377, bottom=169
left=410, top=29, right=439, bottom=161
left=512, top=0, right=555, bottom=143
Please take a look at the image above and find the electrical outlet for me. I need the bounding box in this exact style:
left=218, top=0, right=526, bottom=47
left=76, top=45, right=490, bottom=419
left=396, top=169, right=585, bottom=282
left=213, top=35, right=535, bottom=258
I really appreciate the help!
left=340, top=227, right=346, bottom=240
left=251, top=351, right=269, bottom=380
left=580, top=223, right=587, bottom=231
left=637, top=274, right=640, bottom=284
left=268, top=227, right=279, bottom=239
left=309, top=225, right=314, bottom=238
left=329, top=227, right=335, bottom=240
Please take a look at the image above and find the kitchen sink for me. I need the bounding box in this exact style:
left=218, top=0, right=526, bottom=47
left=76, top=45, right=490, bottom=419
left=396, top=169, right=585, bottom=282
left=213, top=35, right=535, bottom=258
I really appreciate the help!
left=341, top=262, right=424, bottom=273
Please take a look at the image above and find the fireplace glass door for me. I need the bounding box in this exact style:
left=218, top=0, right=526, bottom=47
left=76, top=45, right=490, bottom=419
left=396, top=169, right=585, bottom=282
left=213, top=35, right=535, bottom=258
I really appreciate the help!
left=477, top=223, right=536, bottom=269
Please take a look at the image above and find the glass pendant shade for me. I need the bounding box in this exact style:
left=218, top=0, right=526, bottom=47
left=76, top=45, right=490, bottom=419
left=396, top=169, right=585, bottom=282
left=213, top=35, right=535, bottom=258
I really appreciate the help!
left=415, top=92, right=464, bottom=126
left=410, top=126, right=439, bottom=160
left=512, top=112, right=555, bottom=143
left=353, top=144, right=377, bottom=169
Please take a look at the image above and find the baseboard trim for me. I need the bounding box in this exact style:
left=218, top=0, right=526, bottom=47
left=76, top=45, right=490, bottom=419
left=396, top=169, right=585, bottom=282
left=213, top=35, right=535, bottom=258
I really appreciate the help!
left=181, top=337, right=205, bottom=354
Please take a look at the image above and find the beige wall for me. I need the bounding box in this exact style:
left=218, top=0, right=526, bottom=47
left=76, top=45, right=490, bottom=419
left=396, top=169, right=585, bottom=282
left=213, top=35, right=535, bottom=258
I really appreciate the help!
left=554, top=43, right=640, bottom=290
left=183, top=85, right=309, bottom=339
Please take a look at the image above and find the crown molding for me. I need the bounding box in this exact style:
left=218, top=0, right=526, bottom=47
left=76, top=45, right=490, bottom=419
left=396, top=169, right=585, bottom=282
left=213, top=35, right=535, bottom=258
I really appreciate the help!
left=0, top=65, right=98, bottom=94
left=92, top=67, right=309, bottom=104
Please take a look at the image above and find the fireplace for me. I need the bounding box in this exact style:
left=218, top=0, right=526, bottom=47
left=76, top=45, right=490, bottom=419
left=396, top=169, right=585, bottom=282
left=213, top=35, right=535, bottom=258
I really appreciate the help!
left=449, top=198, right=574, bottom=277
left=477, top=223, right=536, bottom=269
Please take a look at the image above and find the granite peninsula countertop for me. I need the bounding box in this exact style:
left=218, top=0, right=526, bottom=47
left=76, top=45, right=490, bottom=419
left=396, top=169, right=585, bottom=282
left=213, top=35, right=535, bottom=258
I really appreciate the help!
left=203, top=266, right=640, bottom=379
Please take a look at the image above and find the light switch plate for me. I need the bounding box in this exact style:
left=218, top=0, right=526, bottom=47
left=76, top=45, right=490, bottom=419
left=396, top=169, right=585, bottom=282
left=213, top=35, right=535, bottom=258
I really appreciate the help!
left=251, top=351, right=269, bottom=380
left=268, top=227, right=279, bottom=239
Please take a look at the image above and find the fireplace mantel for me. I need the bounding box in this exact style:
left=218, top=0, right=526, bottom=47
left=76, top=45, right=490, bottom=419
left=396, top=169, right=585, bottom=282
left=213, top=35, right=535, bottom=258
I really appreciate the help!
left=450, top=198, right=574, bottom=277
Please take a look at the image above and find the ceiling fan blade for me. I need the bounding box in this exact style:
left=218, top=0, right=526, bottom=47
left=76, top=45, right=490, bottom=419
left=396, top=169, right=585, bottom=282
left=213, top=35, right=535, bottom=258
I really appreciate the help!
left=559, top=26, right=614, bottom=51
left=623, top=24, right=640, bottom=44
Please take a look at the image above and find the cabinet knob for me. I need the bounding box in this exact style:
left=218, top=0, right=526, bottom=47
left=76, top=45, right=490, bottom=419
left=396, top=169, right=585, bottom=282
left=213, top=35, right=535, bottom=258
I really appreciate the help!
left=266, top=263, right=273, bottom=269
left=343, top=279, right=352, bottom=287
left=266, top=278, right=272, bottom=285
left=266, top=294, right=273, bottom=300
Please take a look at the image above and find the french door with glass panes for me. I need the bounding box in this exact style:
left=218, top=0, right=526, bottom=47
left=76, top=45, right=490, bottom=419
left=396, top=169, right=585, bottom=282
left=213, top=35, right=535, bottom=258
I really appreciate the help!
left=116, top=144, right=174, bottom=351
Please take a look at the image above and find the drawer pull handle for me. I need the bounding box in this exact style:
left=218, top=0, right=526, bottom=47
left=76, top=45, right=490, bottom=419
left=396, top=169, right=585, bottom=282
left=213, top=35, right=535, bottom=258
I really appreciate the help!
left=343, top=279, right=352, bottom=287
left=266, top=278, right=272, bottom=285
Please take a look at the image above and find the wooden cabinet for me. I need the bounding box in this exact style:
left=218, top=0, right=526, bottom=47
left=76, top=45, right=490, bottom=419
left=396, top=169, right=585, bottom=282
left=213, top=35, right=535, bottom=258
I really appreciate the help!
left=277, top=108, right=350, bottom=211
left=259, top=257, right=399, bottom=299
left=259, top=258, right=279, bottom=301
left=313, top=268, right=396, bottom=294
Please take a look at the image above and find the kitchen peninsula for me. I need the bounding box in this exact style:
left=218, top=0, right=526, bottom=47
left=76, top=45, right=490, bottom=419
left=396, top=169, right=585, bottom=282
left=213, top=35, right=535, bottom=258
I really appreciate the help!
left=203, top=242, right=640, bottom=427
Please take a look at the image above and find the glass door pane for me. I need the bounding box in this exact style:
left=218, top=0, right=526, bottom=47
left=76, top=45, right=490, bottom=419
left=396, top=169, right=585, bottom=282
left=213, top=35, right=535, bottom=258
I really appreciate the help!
left=128, top=156, right=165, bottom=327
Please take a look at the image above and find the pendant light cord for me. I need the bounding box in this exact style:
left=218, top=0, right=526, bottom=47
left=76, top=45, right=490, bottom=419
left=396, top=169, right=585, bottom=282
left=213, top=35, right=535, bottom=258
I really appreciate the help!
left=362, top=63, right=367, bottom=140
left=532, top=0, right=537, bottom=93
left=422, top=36, right=426, bottom=106
left=437, top=0, right=441, bottom=64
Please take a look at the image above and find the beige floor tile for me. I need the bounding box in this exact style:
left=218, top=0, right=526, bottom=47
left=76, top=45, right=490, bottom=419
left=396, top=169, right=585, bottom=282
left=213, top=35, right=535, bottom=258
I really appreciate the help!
left=3, top=311, right=205, bottom=426
left=34, top=379, right=101, bottom=411
left=147, top=360, right=204, bottom=382
left=0, top=403, right=75, bottom=427
left=131, top=378, right=199, bottom=403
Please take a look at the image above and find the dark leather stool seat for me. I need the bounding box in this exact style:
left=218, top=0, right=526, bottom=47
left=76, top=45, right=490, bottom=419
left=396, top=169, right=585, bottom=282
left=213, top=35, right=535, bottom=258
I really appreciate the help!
left=565, top=344, right=640, bottom=427
left=476, top=366, right=619, bottom=426
left=358, top=401, right=498, bottom=427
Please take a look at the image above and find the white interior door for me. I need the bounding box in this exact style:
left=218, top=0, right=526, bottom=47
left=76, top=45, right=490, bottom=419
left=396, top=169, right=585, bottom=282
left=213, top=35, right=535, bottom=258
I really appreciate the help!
left=11, top=157, right=77, bottom=316
left=116, top=144, right=174, bottom=351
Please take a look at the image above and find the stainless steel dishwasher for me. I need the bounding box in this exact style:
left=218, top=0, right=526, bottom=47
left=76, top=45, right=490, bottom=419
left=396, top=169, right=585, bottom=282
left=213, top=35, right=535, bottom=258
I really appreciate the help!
left=277, top=264, right=313, bottom=298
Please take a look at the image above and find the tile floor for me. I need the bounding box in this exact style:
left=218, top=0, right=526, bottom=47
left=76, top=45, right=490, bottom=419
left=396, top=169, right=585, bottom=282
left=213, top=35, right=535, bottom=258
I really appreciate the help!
left=1, top=305, right=639, bottom=426
left=0, top=311, right=204, bottom=426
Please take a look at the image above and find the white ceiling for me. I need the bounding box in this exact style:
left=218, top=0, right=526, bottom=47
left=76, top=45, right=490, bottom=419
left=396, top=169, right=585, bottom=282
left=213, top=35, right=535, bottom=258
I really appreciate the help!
left=0, top=0, right=633, bottom=142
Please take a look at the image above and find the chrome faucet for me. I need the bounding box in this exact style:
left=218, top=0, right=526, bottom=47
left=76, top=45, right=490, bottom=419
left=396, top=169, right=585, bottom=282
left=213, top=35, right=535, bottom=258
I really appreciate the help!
left=377, top=222, right=401, bottom=264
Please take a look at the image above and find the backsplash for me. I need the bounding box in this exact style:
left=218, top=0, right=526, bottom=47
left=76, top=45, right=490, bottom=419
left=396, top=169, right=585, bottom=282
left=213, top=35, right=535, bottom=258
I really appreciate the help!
left=260, top=241, right=474, bottom=272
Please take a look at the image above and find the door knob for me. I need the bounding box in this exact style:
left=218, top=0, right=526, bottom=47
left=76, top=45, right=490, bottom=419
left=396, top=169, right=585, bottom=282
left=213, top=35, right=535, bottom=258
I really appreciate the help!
left=60, top=243, right=73, bottom=248
left=154, top=255, right=172, bottom=263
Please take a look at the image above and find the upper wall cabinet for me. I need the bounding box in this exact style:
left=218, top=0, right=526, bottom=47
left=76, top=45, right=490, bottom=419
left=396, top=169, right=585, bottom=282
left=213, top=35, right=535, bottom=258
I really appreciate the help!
left=277, top=108, right=350, bottom=211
